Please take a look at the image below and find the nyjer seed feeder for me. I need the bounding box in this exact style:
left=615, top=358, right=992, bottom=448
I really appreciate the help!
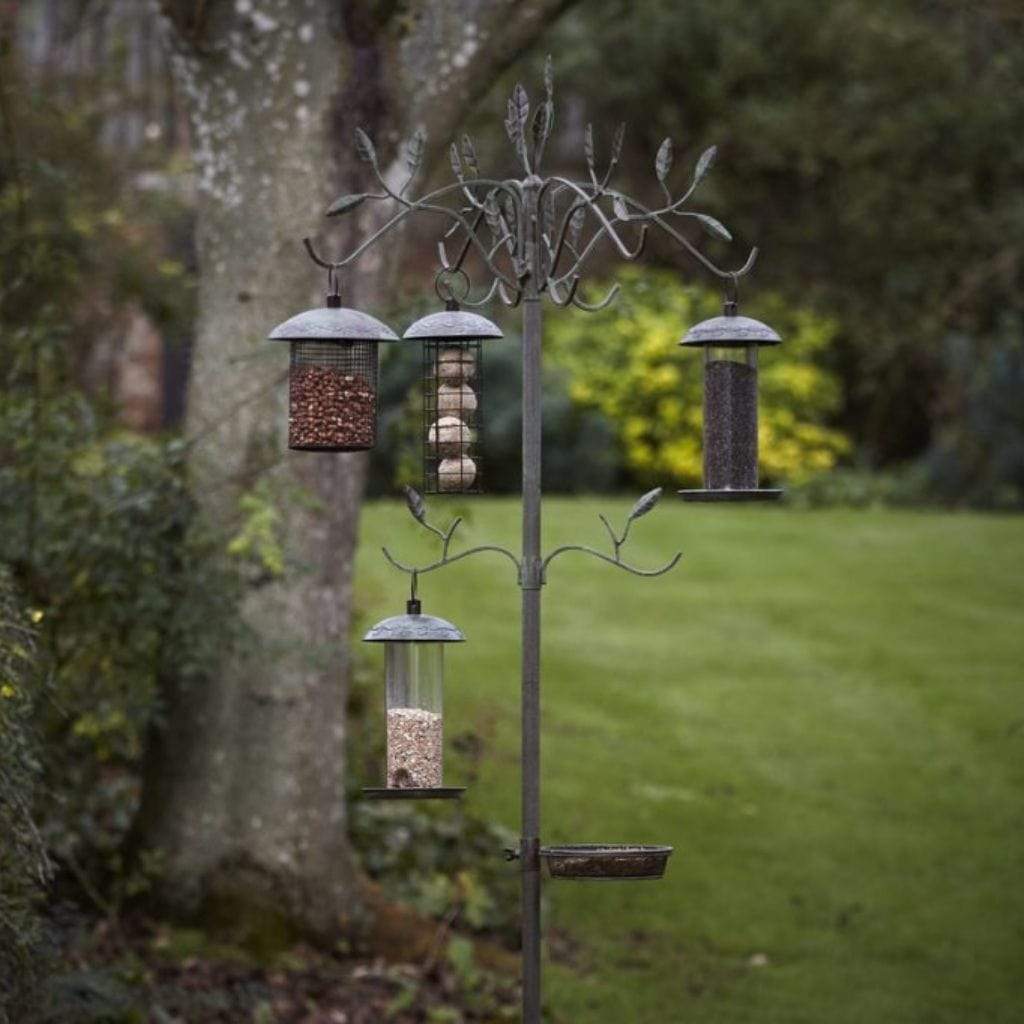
left=268, top=274, right=398, bottom=452
left=678, top=296, right=782, bottom=502
left=362, top=597, right=465, bottom=800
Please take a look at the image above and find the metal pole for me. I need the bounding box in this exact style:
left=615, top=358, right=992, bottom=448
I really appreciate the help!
left=520, top=176, right=543, bottom=1024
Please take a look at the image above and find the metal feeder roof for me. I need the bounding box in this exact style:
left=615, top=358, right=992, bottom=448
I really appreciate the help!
left=403, top=309, right=503, bottom=342
left=680, top=313, right=781, bottom=347
left=363, top=612, right=465, bottom=643
left=268, top=306, right=399, bottom=343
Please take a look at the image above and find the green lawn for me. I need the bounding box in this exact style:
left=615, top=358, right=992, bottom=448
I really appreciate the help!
left=355, top=499, right=1024, bottom=1024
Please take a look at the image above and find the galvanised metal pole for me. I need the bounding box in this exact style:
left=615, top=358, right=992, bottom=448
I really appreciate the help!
left=520, top=175, right=543, bottom=1024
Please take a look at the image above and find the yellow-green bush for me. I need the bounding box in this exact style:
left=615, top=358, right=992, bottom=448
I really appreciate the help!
left=545, top=269, right=849, bottom=487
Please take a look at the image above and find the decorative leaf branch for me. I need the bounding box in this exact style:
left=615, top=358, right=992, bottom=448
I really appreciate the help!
left=541, top=488, right=682, bottom=582
left=382, top=487, right=521, bottom=581
left=308, top=57, right=757, bottom=314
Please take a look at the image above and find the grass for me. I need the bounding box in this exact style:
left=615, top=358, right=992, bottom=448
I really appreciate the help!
left=354, top=499, right=1024, bottom=1024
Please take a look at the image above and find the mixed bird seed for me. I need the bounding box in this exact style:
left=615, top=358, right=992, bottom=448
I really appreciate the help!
left=387, top=707, right=443, bottom=789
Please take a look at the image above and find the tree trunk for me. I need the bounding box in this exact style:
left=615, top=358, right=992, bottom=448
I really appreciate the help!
left=138, top=0, right=574, bottom=942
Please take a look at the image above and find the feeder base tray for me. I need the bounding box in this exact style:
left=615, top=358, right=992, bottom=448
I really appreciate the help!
left=362, top=787, right=465, bottom=801
left=540, top=844, right=673, bottom=881
left=678, top=488, right=782, bottom=503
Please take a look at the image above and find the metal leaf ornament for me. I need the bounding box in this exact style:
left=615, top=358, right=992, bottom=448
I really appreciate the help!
left=461, top=134, right=480, bottom=176
left=405, top=127, right=427, bottom=174
left=404, top=485, right=426, bottom=523
left=694, top=213, right=732, bottom=241
left=568, top=206, right=585, bottom=250
left=611, top=122, right=626, bottom=164
left=628, top=487, right=662, bottom=522
left=584, top=123, right=596, bottom=175
left=325, top=193, right=367, bottom=217
left=506, top=84, right=530, bottom=167
left=354, top=127, right=376, bottom=165
left=693, top=145, right=716, bottom=185
left=656, top=138, right=673, bottom=183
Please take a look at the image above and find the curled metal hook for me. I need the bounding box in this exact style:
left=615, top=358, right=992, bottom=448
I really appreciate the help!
left=546, top=275, right=581, bottom=307
left=572, top=282, right=620, bottom=312
left=303, top=236, right=337, bottom=270
left=435, top=268, right=471, bottom=305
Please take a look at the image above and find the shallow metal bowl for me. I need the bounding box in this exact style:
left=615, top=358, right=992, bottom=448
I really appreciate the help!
left=540, top=844, right=673, bottom=880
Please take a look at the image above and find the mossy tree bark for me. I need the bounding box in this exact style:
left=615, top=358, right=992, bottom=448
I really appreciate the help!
left=139, top=0, right=573, bottom=942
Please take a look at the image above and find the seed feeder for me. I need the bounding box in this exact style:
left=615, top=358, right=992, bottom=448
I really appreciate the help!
left=268, top=271, right=398, bottom=452
left=678, top=286, right=782, bottom=501
left=362, top=595, right=466, bottom=800
left=403, top=272, right=502, bottom=493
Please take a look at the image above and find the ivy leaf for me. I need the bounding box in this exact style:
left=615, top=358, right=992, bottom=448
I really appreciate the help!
left=656, top=137, right=673, bottom=183
left=612, top=195, right=629, bottom=221
left=325, top=193, right=367, bottom=217
left=693, top=145, right=716, bottom=186
left=404, top=485, right=426, bottom=523
left=584, top=123, right=595, bottom=175
left=405, top=126, right=427, bottom=175
left=694, top=213, right=732, bottom=241
left=628, top=487, right=662, bottom=522
left=354, top=127, right=376, bottom=165
left=461, top=134, right=480, bottom=176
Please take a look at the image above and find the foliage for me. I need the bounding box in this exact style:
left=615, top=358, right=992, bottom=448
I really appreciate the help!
left=0, top=569, right=50, bottom=1023
left=350, top=801, right=521, bottom=945
left=0, top=62, right=237, bottom=917
left=544, top=269, right=849, bottom=488
left=922, top=318, right=1024, bottom=508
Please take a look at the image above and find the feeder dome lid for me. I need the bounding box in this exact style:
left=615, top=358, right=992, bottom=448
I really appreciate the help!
left=268, top=306, right=399, bottom=343
left=680, top=313, right=781, bottom=347
left=403, top=309, right=503, bottom=342
left=363, top=612, right=466, bottom=643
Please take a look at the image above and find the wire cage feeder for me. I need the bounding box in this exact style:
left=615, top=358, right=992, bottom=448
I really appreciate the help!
left=404, top=284, right=502, bottom=493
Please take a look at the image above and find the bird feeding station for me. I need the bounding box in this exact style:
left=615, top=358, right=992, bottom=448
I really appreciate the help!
left=362, top=596, right=466, bottom=800
left=266, top=59, right=779, bottom=1024
left=268, top=270, right=398, bottom=451
left=679, top=284, right=782, bottom=501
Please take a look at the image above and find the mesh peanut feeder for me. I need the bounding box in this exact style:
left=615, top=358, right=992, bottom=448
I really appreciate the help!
left=268, top=276, right=398, bottom=452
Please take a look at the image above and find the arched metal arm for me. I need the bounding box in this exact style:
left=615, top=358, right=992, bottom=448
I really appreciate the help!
left=540, top=488, right=682, bottom=583
left=382, top=543, right=522, bottom=581
left=541, top=545, right=681, bottom=582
